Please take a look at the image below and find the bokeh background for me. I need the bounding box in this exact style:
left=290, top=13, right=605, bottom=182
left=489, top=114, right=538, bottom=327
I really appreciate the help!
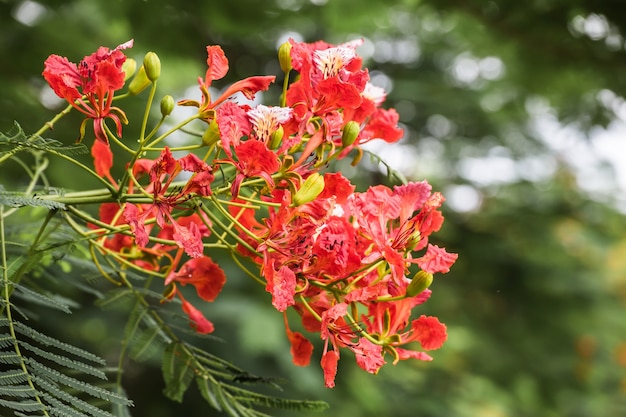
left=2, top=0, right=626, bottom=416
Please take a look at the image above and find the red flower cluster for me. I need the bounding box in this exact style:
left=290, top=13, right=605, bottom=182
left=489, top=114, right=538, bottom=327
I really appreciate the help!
left=42, top=38, right=457, bottom=387
left=231, top=174, right=456, bottom=387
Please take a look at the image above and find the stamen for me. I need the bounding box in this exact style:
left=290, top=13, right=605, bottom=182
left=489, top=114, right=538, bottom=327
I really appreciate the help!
left=247, top=104, right=292, bottom=142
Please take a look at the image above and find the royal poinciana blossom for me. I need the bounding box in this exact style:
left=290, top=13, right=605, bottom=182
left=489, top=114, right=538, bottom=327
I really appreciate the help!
left=43, top=40, right=134, bottom=182
left=41, top=38, right=457, bottom=387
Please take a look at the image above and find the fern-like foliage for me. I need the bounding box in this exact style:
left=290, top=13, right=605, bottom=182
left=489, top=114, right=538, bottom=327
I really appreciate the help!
left=0, top=122, right=87, bottom=158
left=0, top=318, right=132, bottom=417
left=1, top=209, right=132, bottom=417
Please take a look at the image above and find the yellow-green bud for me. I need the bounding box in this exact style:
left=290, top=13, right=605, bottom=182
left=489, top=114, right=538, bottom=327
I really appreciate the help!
left=202, top=119, right=221, bottom=147
left=143, top=51, right=161, bottom=82
left=268, top=125, right=284, bottom=150
left=278, top=41, right=293, bottom=73
left=406, top=228, right=421, bottom=251
left=128, top=66, right=151, bottom=95
left=160, top=95, right=175, bottom=117
left=406, top=270, right=433, bottom=297
left=122, top=58, right=137, bottom=81
left=292, top=172, right=325, bottom=206
left=341, top=121, right=360, bottom=147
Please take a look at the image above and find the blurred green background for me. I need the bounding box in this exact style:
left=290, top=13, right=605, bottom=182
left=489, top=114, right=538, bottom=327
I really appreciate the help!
left=2, top=0, right=626, bottom=416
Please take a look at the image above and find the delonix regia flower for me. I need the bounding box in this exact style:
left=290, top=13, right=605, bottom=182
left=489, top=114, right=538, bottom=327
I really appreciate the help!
left=42, top=40, right=133, bottom=181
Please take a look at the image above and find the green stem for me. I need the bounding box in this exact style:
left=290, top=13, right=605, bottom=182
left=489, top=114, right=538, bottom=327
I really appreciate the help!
left=33, top=102, right=75, bottom=138
left=144, top=113, right=201, bottom=149
left=199, top=199, right=260, bottom=256
left=115, top=81, right=159, bottom=195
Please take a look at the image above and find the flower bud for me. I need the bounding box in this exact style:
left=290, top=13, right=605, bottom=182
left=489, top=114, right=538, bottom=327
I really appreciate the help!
left=292, top=173, right=325, bottom=207
left=122, top=58, right=137, bottom=81
left=160, top=95, right=175, bottom=117
left=128, top=66, right=150, bottom=95
left=341, top=121, right=360, bottom=147
left=202, top=119, right=221, bottom=147
left=278, top=41, right=293, bottom=73
left=406, top=270, right=433, bottom=297
left=143, top=51, right=161, bottom=82
left=268, top=125, right=284, bottom=150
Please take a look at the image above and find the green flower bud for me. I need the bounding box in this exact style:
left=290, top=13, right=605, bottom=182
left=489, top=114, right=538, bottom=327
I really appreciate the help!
left=143, top=51, right=161, bottom=82
left=128, top=66, right=151, bottom=95
left=278, top=41, right=293, bottom=73
left=406, top=270, right=433, bottom=297
left=292, top=172, right=325, bottom=207
left=202, top=119, right=221, bottom=147
left=268, top=125, right=284, bottom=150
left=160, top=95, right=175, bottom=117
left=122, top=58, right=137, bottom=81
left=341, top=121, right=360, bottom=147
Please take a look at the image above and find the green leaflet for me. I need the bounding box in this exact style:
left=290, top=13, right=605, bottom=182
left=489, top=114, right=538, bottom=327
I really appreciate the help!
left=162, top=342, right=195, bottom=403
left=0, top=192, right=66, bottom=210
left=128, top=324, right=165, bottom=361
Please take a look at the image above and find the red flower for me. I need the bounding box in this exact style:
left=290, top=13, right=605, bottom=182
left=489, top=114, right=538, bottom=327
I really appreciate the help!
left=123, top=147, right=214, bottom=258
left=43, top=40, right=133, bottom=144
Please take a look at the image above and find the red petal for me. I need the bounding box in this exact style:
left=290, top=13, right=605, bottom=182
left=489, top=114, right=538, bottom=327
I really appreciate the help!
left=234, top=140, right=280, bottom=178
left=287, top=331, right=314, bottom=367
left=264, top=262, right=296, bottom=312
left=123, top=204, right=150, bottom=247
left=180, top=296, right=214, bottom=334
left=169, top=256, right=226, bottom=302
left=171, top=220, right=204, bottom=258
left=320, top=350, right=339, bottom=388
left=42, top=54, right=82, bottom=101
left=216, top=102, right=251, bottom=155
left=416, top=244, right=458, bottom=274
left=360, top=108, right=403, bottom=143
left=205, top=45, right=229, bottom=85
left=412, top=315, right=447, bottom=350
left=394, top=348, right=433, bottom=362
left=353, top=338, right=385, bottom=374
left=91, top=138, right=113, bottom=178
left=212, top=75, right=275, bottom=107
